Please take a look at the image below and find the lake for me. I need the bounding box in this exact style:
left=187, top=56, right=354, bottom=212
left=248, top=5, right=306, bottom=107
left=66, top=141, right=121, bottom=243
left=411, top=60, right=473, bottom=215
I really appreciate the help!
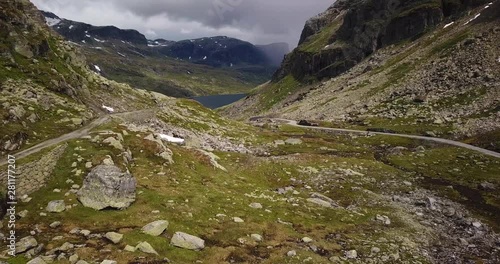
left=192, top=94, right=246, bottom=109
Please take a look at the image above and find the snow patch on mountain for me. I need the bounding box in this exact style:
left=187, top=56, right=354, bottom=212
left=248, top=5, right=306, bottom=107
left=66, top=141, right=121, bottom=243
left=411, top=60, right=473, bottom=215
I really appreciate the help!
left=159, top=134, right=185, bottom=144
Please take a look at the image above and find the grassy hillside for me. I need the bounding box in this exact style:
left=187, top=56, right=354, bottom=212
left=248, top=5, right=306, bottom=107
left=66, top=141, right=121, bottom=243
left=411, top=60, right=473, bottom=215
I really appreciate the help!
left=82, top=41, right=274, bottom=97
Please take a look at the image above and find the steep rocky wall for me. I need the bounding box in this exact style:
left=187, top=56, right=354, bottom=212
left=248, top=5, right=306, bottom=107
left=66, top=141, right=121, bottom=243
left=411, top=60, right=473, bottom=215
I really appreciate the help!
left=275, top=0, right=488, bottom=83
left=0, top=144, right=66, bottom=196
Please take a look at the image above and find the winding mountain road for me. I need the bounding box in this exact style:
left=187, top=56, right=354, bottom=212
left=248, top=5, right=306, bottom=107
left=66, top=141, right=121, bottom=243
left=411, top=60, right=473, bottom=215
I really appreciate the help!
left=1, top=114, right=499, bottom=167
left=0, top=116, right=111, bottom=166
left=272, top=118, right=500, bottom=159
left=0, top=109, right=156, bottom=167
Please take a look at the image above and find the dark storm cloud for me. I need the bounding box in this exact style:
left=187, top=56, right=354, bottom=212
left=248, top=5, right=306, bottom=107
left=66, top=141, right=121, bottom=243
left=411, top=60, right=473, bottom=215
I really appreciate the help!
left=31, top=0, right=333, bottom=47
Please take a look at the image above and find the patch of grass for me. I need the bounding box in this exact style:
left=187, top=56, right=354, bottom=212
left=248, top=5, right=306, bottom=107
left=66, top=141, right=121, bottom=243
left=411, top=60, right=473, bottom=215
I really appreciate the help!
left=368, top=62, right=414, bottom=96
left=430, top=30, right=470, bottom=56
left=433, top=87, right=487, bottom=109
left=299, top=21, right=342, bottom=53
left=258, top=75, right=301, bottom=110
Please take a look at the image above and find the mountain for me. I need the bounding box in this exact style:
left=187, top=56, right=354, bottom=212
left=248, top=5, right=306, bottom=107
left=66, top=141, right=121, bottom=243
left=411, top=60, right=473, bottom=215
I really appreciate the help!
left=274, top=0, right=490, bottom=82
left=40, top=11, right=287, bottom=97
left=156, top=36, right=273, bottom=67
left=1, top=1, right=500, bottom=264
left=41, top=11, right=148, bottom=45
left=224, top=0, right=500, bottom=152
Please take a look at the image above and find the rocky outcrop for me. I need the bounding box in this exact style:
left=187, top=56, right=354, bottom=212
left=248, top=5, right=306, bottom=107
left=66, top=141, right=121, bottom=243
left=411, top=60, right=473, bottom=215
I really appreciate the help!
left=77, top=165, right=136, bottom=210
left=274, top=0, right=487, bottom=82
left=298, top=1, right=348, bottom=45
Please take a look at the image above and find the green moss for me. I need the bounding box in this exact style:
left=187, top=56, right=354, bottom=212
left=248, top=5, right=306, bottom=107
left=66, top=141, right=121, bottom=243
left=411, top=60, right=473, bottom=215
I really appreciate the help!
left=433, top=87, right=487, bottom=109
left=430, top=30, right=470, bottom=56
left=368, top=62, right=415, bottom=96
left=299, top=21, right=342, bottom=53
left=258, top=75, right=301, bottom=110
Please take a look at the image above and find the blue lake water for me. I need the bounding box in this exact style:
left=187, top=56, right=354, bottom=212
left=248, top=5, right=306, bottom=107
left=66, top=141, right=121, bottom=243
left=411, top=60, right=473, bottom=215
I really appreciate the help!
left=192, top=94, right=247, bottom=109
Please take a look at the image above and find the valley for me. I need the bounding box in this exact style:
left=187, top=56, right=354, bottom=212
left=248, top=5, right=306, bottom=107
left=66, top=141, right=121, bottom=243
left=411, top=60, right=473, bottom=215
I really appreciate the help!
left=41, top=11, right=287, bottom=98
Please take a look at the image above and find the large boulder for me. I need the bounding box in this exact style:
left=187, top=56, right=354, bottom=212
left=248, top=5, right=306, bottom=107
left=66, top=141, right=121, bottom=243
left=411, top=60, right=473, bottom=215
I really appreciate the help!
left=15, top=236, right=38, bottom=253
left=77, top=165, right=136, bottom=210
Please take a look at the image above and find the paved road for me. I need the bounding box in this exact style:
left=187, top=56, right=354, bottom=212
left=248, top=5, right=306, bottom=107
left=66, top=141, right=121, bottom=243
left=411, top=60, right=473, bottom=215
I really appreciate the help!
left=272, top=118, right=500, bottom=159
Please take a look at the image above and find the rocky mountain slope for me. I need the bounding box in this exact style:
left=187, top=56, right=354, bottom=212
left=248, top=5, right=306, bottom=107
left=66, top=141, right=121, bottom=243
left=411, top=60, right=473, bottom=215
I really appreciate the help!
left=41, top=11, right=286, bottom=97
left=0, top=1, right=499, bottom=264
left=223, top=0, right=500, bottom=151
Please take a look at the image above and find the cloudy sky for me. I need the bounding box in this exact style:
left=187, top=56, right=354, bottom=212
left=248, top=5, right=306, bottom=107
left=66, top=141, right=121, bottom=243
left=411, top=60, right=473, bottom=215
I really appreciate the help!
left=32, top=0, right=333, bottom=48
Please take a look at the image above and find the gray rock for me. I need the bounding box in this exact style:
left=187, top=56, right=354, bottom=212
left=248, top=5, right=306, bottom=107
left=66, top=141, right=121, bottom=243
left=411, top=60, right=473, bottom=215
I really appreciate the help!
left=80, top=230, right=91, bottom=237
left=15, top=236, right=38, bottom=253
left=371, top=247, right=381, bottom=254
left=71, top=118, right=83, bottom=126
left=69, top=254, right=79, bottom=264
left=8, top=105, right=26, bottom=120
left=171, top=232, right=205, bottom=250
left=443, top=207, right=456, bottom=217
left=249, top=203, right=263, bottom=209
left=141, top=220, right=169, bottom=236
left=103, top=137, right=123, bottom=151
left=18, top=210, right=28, bottom=218
left=27, top=257, right=46, bottom=264
left=50, top=221, right=62, bottom=228
left=285, top=138, right=303, bottom=145
left=76, top=261, right=89, bottom=264
left=375, top=215, right=391, bottom=225
left=124, top=245, right=136, bottom=252
left=136, top=241, right=158, bottom=255
left=233, top=217, right=244, bottom=223
left=58, top=242, right=74, bottom=252
left=346, top=249, right=358, bottom=259
left=100, top=261, right=117, bottom=264
left=46, top=200, right=66, bottom=213
left=426, top=197, right=437, bottom=210
left=105, top=232, right=123, bottom=244
left=274, top=140, right=285, bottom=145
left=479, top=182, right=496, bottom=190
left=287, top=250, right=297, bottom=257
left=77, top=165, right=136, bottom=210
left=251, top=234, right=263, bottom=242
left=307, top=198, right=334, bottom=208
left=302, top=237, right=313, bottom=243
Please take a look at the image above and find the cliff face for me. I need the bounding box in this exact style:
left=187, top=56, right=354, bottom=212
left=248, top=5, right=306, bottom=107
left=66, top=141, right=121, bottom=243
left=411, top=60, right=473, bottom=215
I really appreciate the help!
left=274, top=0, right=488, bottom=82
